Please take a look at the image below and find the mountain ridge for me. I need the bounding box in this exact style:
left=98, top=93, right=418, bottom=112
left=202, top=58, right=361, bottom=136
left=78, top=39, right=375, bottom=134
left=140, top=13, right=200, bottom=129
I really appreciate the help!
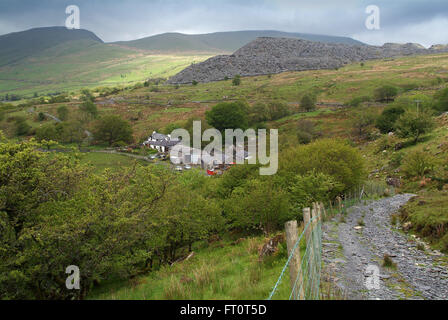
left=112, top=30, right=365, bottom=53
left=0, top=26, right=103, bottom=67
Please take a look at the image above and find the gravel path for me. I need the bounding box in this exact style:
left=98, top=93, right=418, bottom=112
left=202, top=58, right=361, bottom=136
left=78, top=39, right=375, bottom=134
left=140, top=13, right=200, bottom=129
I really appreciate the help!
left=322, top=194, right=448, bottom=300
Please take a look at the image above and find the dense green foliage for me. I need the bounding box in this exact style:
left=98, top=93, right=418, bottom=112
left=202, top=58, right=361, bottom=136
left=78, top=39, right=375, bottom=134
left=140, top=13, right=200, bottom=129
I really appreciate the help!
left=374, top=85, right=398, bottom=102
left=402, top=149, right=437, bottom=178
left=281, top=139, right=366, bottom=193
left=0, top=139, right=223, bottom=299
left=0, top=131, right=368, bottom=300
left=376, top=106, right=405, bottom=133
left=80, top=101, right=99, bottom=120
left=93, top=115, right=134, bottom=146
left=351, top=108, right=377, bottom=138
left=300, top=94, right=316, bottom=112
left=57, top=105, right=69, bottom=121
left=268, top=101, right=292, bottom=120
left=14, top=117, right=31, bottom=136
left=248, top=102, right=270, bottom=124
left=225, top=178, right=291, bottom=234
left=349, top=96, right=371, bottom=107
left=290, top=170, right=343, bottom=211
left=232, top=75, right=241, bottom=86
left=205, top=101, right=249, bottom=132
left=36, top=121, right=85, bottom=144
left=395, top=108, right=435, bottom=143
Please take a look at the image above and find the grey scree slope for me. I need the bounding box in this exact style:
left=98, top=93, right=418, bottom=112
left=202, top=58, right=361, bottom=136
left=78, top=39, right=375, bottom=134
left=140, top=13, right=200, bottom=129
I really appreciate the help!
left=167, top=37, right=448, bottom=84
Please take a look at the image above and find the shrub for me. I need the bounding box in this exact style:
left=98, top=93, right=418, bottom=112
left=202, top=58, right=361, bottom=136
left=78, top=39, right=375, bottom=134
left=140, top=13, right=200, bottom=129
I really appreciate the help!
left=267, top=101, right=291, bottom=121
left=374, top=85, right=398, bottom=102
left=248, top=102, right=270, bottom=124
left=226, top=178, right=293, bottom=235
left=80, top=89, right=94, bottom=102
left=349, top=96, right=371, bottom=108
left=300, top=94, right=316, bottom=112
left=206, top=101, right=249, bottom=132
left=57, top=121, right=86, bottom=144
left=289, top=170, right=343, bottom=211
left=281, top=139, right=366, bottom=193
left=36, top=124, right=58, bottom=142
left=375, top=106, right=405, bottom=133
left=376, top=134, right=401, bottom=152
left=57, top=105, right=69, bottom=121
left=93, top=115, right=133, bottom=146
left=389, top=152, right=404, bottom=168
left=296, top=119, right=319, bottom=144
left=232, top=75, right=241, bottom=86
left=37, top=112, right=46, bottom=121
left=14, top=117, right=31, bottom=136
left=79, top=100, right=98, bottom=119
left=395, top=108, right=435, bottom=143
left=351, top=108, right=377, bottom=138
left=402, top=150, right=437, bottom=178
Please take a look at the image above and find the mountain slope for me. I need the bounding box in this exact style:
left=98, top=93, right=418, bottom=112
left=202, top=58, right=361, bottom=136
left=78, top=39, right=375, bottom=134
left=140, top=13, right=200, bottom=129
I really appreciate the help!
left=0, top=27, right=211, bottom=96
left=0, top=27, right=104, bottom=67
left=114, top=30, right=364, bottom=53
left=167, top=37, right=448, bottom=84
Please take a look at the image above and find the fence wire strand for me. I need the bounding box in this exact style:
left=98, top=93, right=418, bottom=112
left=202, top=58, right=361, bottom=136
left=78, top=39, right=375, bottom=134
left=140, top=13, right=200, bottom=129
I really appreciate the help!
left=268, top=207, right=323, bottom=300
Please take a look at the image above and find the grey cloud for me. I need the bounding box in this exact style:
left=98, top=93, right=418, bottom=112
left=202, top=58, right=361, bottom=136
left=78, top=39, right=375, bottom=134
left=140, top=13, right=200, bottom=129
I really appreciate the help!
left=0, top=0, right=447, bottom=45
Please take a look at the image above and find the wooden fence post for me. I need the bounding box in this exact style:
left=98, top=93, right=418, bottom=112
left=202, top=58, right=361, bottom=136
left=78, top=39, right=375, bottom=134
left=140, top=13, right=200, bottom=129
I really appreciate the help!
left=303, top=208, right=312, bottom=244
left=319, top=202, right=327, bottom=220
left=336, top=196, right=342, bottom=214
left=311, top=203, right=320, bottom=299
left=285, top=220, right=304, bottom=300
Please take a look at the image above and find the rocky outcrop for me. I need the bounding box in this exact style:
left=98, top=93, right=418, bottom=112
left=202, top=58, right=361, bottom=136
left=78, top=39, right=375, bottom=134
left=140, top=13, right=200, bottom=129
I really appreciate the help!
left=167, top=37, right=448, bottom=84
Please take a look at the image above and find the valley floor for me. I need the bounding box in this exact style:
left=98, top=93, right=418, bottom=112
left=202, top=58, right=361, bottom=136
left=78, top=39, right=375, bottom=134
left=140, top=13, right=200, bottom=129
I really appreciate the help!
left=322, top=194, right=448, bottom=300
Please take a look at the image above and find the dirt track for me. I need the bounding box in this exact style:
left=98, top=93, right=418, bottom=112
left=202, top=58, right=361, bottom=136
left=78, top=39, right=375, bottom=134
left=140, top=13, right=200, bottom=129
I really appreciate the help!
left=322, top=194, right=448, bottom=300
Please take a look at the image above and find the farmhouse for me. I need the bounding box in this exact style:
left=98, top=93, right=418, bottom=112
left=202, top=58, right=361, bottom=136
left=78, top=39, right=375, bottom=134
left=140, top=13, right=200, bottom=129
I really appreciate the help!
left=143, top=131, right=180, bottom=153
left=171, top=144, right=252, bottom=170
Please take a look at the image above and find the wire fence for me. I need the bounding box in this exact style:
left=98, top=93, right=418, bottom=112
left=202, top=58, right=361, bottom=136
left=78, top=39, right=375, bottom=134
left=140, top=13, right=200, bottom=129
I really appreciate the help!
left=268, top=182, right=393, bottom=300
left=268, top=203, right=323, bottom=300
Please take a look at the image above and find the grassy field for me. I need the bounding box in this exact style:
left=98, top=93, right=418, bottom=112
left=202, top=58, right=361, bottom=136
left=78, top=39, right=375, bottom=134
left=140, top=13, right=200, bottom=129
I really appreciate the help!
left=88, top=234, right=319, bottom=300
left=83, top=52, right=448, bottom=139
left=0, top=40, right=212, bottom=97
left=79, top=152, right=148, bottom=173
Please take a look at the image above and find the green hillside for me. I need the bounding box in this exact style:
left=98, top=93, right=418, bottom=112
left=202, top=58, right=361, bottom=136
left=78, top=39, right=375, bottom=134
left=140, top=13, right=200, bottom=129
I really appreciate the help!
left=1, top=51, right=448, bottom=301
left=0, top=27, right=365, bottom=97
left=114, top=30, right=365, bottom=53
left=0, top=27, right=103, bottom=67
left=0, top=27, right=211, bottom=97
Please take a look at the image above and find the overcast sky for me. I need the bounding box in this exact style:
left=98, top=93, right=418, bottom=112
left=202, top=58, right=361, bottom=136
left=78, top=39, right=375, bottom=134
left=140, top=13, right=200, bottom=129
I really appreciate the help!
left=0, top=0, right=447, bottom=47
